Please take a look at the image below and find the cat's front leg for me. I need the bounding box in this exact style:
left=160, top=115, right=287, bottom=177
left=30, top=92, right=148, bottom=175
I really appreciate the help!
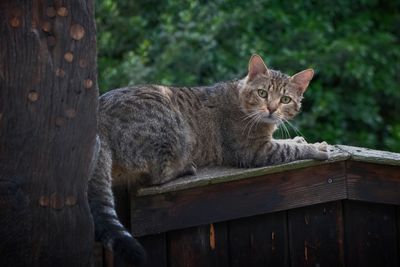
left=251, top=140, right=329, bottom=167
left=275, top=136, right=307, bottom=144
left=293, top=136, right=307, bottom=144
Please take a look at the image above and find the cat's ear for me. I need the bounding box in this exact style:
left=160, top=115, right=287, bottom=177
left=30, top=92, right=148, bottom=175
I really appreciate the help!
left=291, top=69, right=314, bottom=93
left=248, top=54, right=270, bottom=81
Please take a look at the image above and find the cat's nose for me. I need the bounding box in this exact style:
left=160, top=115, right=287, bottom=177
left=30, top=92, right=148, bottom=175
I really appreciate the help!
left=268, top=106, right=277, bottom=114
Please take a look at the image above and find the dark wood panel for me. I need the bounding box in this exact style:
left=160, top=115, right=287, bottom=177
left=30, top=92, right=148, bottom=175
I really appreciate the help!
left=110, top=185, right=134, bottom=267
left=113, top=184, right=131, bottom=230
left=93, top=242, right=104, bottom=267
left=131, top=163, right=346, bottom=236
left=0, top=0, right=98, bottom=266
left=347, top=162, right=400, bottom=205
left=138, top=234, right=167, bottom=267
left=398, top=207, right=400, bottom=264
left=288, top=201, right=344, bottom=267
left=344, top=201, right=399, bottom=267
left=229, top=211, right=288, bottom=267
left=167, top=223, right=229, bottom=267
left=105, top=236, right=156, bottom=267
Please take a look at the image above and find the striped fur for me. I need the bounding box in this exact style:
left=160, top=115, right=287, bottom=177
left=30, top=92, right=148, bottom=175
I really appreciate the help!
left=88, top=55, right=328, bottom=265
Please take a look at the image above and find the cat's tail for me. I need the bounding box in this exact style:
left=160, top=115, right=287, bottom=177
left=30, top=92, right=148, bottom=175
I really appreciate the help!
left=88, top=136, right=146, bottom=266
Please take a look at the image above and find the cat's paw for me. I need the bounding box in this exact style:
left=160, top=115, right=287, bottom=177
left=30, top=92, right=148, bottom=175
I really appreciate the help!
left=293, top=136, right=307, bottom=144
left=178, top=162, right=197, bottom=177
left=314, top=150, right=330, bottom=160
left=313, top=141, right=329, bottom=152
left=311, top=141, right=330, bottom=160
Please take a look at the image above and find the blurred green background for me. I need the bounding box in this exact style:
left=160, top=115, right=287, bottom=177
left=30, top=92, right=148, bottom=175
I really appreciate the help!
left=96, top=0, right=400, bottom=152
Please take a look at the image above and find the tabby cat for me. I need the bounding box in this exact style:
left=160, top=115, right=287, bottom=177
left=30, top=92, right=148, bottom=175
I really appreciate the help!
left=88, top=54, right=329, bottom=265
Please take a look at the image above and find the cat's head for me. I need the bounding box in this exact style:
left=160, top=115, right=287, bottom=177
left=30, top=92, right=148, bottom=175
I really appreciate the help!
left=238, top=54, right=314, bottom=125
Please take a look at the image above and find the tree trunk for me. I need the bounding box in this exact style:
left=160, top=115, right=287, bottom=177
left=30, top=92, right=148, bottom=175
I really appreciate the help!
left=0, top=1, right=98, bottom=266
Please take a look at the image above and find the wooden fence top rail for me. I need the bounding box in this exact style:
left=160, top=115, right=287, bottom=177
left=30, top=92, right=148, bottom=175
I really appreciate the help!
left=138, top=145, right=400, bottom=196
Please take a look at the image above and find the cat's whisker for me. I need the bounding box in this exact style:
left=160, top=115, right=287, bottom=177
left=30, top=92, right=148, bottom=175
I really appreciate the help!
left=242, top=114, right=259, bottom=136
left=241, top=110, right=265, bottom=136
left=277, top=120, right=284, bottom=139
left=242, top=115, right=255, bottom=135
left=277, top=121, right=285, bottom=139
left=253, top=113, right=264, bottom=135
left=246, top=115, right=260, bottom=137
left=248, top=115, right=262, bottom=137
left=241, top=111, right=260, bottom=121
left=243, top=112, right=263, bottom=138
left=283, top=118, right=307, bottom=141
left=241, top=109, right=259, bottom=118
left=281, top=120, right=291, bottom=139
left=276, top=117, right=290, bottom=139
left=283, top=123, right=290, bottom=139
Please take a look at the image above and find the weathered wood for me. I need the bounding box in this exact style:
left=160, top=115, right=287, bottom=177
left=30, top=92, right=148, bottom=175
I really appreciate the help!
left=347, top=161, right=400, bottom=205
left=229, top=212, right=289, bottom=267
left=344, top=201, right=399, bottom=267
left=338, top=145, right=400, bottom=166
left=138, top=147, right=349, bottom=196
left=167, top=223, right=229, bottom=267
left=137, top=145, right=400, bottom=197
left=398, top=207, right=400, bottom=261
left=138, top=234, right=168, bottom=267
left=117, top=145, right=400, bottom=266
left=93, top=243, right=104, bottom=267
left=0, top=178, right=31, bottom=266
left=0, top=0, right=97, bottom=266
left=104, top=249, right=114, bottom=267
left=131, top=163, right=346, bottom=236
left=288, top=201, right=344, bottom=267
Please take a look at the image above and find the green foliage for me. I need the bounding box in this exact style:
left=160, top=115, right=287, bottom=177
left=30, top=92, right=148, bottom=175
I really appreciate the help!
left=96, top=0, right=400, bottom=152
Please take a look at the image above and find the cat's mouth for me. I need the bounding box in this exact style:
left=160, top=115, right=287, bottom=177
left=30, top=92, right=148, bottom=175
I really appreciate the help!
left=261, top=113, right=279, bottom=124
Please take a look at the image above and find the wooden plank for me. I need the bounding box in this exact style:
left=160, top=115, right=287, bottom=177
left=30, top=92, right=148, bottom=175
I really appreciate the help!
left=103, top=236, right=168, bottom=267
left=138, top=234, right=168, bottom=267
left=167, top=223, right=229, bottom=267
left=288, top=201, right=344, bottom=267
left=398, top=207, right=400, bottom=262
left=0, top=178, right=31, bottom=266
left=131, top=163, right=346, bottom=236
left=347, top=161, right=400, bottom=205
left=93, top=242, right=104, bottom=267
left=104, top=249, right=114, bottom=267
left=229, top=212, right=288, bottom=267
left=136, top=145, right=400, bottom=197
left=338, top=145, right=400, bottom=166
left=344, top=201, right=398, bottom=267
left=138, top=147, right=349, bottom=196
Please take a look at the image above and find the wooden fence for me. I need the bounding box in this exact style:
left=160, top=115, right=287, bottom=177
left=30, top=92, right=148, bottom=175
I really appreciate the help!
left=95, top=145, right=400, bottom=267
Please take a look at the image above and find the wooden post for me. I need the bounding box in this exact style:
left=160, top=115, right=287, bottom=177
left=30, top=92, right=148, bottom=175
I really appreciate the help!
left=0, top=0, right=98, bottom=266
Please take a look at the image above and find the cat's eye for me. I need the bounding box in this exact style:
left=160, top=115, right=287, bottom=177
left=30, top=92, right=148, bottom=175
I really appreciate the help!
left=281, top=96, right=292, bottom=104
left=257, top=89, right=268, bottom=98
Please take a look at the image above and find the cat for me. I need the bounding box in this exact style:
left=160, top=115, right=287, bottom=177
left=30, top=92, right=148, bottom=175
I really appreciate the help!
left=88, top=54, right=329, bottom=266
